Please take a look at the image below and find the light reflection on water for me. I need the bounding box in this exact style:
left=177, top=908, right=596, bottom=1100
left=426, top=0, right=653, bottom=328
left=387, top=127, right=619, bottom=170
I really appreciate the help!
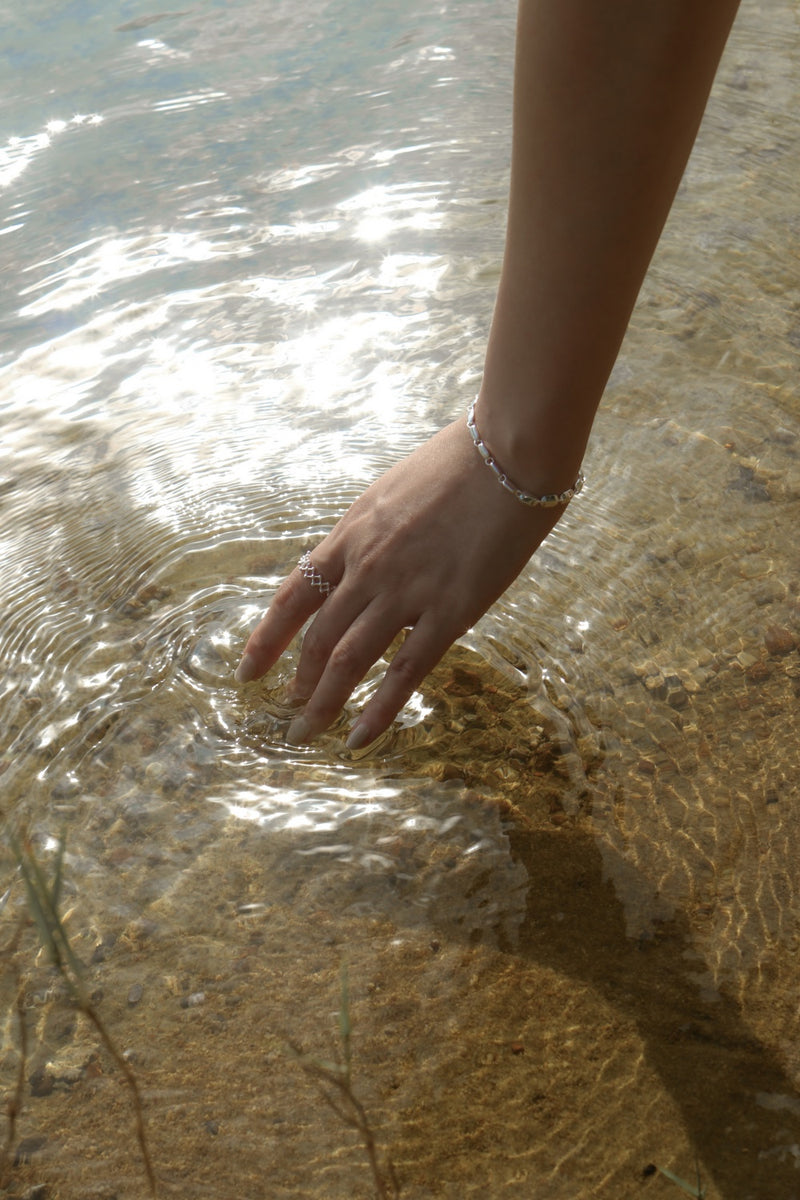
left=1, top=0, right=800, bottom=1195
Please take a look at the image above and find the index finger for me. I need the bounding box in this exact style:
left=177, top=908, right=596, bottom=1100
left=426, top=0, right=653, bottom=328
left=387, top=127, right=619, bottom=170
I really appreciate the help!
left=234, top=567, right=324, bottom=684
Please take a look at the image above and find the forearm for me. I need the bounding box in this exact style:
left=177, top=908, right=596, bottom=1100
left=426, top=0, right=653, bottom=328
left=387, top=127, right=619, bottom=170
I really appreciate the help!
left=236, top=0, right=743, bottom=743
left=479, top=0, right=741, bottom=490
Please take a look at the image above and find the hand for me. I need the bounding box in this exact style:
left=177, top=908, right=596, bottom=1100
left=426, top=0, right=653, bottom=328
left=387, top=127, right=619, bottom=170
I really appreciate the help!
left=234, top=417, right=569, bottom=750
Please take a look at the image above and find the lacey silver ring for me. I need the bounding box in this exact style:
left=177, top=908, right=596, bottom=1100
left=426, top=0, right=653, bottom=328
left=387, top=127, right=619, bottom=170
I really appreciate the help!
left=298, top=550, right=336, bottom=598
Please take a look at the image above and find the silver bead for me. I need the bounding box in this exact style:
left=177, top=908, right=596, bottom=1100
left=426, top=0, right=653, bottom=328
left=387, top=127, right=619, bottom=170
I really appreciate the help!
left=467, top=400, right=585, bottom=509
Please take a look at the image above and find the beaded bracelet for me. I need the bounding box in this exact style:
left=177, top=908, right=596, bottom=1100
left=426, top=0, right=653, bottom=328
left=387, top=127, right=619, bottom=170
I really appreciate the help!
left=466, top=400, right=585, bottom=509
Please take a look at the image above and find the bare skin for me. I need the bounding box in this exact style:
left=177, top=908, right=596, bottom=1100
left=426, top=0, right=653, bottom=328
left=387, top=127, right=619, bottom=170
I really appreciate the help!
left=235, top=0, right=742, bottom=749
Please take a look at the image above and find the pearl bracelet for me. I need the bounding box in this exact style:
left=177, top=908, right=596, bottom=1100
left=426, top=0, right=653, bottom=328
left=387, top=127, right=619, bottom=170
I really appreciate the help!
left=466, top=400, right=585, bottom=509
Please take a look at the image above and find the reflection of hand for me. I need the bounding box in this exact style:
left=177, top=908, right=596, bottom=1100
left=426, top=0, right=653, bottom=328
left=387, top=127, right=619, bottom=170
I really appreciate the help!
left=234, top=418, right=570, bottom=750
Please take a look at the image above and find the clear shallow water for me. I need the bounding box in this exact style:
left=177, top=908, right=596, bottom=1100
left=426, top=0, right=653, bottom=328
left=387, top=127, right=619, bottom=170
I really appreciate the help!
left=1, top=1, right=800, bottom=1196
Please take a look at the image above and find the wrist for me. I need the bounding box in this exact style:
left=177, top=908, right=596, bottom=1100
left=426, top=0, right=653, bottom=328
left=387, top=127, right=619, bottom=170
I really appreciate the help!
left=472, top=388, right=592, bottom=499
left=466, top=400, right=585, bottom=509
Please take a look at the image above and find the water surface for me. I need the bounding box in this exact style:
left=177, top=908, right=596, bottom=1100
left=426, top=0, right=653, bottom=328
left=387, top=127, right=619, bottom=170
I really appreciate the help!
left=1, top=1, right=800, bottom=1196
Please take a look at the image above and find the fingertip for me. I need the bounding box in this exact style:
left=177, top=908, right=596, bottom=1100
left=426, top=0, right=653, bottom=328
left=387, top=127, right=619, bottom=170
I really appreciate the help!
left=345, top=719, right=373, bottom=751
left=286, top=715, right=313, bottom=745
left=234, top=652, right=259, bottom=684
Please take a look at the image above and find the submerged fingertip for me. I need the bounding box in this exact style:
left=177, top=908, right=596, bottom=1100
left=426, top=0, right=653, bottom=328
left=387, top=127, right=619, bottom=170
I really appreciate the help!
left=286, top=715, right=314, bottom=745
left=234, top=653, right=258, bottom=685
left=345, top=720, right=373, bottom=752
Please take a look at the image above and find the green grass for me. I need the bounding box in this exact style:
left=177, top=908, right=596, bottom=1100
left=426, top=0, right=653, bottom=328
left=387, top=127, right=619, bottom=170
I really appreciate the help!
left=288, top=963, right=400, bottom=1199
left=657, top=1156, right=706, bottom=1199
left=5, top=833, right=158, bottom=1197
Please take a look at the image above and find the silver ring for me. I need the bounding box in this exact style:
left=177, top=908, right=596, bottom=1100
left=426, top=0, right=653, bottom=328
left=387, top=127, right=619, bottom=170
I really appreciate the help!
left=298, top=550, right=336, bottom=598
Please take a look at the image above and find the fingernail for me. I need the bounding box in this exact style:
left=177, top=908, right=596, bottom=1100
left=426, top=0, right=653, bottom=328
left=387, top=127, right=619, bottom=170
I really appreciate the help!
left=345, top=721, right=372, bottom=752
left=234, top=653, right=258, bottom=685
left=286, top=715, right=314, bottom=745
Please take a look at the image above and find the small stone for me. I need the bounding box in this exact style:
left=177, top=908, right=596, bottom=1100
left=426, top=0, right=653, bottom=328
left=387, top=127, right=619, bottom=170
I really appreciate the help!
left=736, top=650, right=759, bottom=671
left=50, top=778, right=80, bottom=800
left=144, top=761, right=168, bottom=785
left=676, top=669, right=702, bottom=694
left=644, top=673, right=667, bottom=699
left=14, top=1135, right=47, bottom=1166
left=764, top=626, right=796, bottom=656
left=91, top=934, right=117, bottom=964
left=634, top=660, right=659, bottom=679
left=29, top=1067, right=55, bottom=1097
left=664, top=676, right=688, bottom=709
left=127, top=983, right=144, bottom=1007
left=180, top=991, right=206, bottom=1009
left=754, top=579, right=786, bottom=606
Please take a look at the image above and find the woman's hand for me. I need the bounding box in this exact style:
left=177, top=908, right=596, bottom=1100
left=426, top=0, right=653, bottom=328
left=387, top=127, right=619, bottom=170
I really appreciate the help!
left=233, top=0, right=742, bottom=752
left=234, top=417, right=569, bottom=750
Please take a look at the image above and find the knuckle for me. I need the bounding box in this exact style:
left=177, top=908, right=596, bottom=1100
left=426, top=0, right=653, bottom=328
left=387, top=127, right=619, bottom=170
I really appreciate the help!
left=328, top=638, right=363, bottom=681
left=300, top=625, right=331, bottom=669
left=270, top=579, right=305, bottom=619
left=387, top=652, right=424, bottom=691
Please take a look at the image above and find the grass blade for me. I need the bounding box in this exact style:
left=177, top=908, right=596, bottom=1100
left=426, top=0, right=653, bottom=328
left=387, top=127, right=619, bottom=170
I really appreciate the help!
left=657, top=1164, right=705, bottom=1198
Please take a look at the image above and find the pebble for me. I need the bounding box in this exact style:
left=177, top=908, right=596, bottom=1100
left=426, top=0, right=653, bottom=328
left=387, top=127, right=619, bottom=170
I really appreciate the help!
left=180, top=991, right=206, bottom=1009
left=676, top=669, right=702, bottom=694
left=754, top=579, right=787, bottom=606
left=746, top=661, right=772, bottom=683
left=644, top=673, right=667, bottom=699
left=127, top=983, right=144, bottom=1007
left=764, top=625, right=796, bottom=656
left=29, top=1066, right=55, bottom=1097
left=14, top=1136, right=47, bottom=1166
left=633, top=661, right=655, bottom=679
left=736, top=650, right=760, bottom=671
left=664, top=679, right=688, bottom=709
left=144, top=761, right=169, bottom=786
left=91, top=934, right=117, bottom=964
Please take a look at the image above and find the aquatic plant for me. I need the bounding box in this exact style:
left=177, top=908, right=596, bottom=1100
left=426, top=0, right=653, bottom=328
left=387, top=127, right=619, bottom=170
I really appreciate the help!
left=5, top=833, right=158, bottom=1197
left=0, top=920, right=27, bottom=1189
left=657, top=1156, right=705, bottom=1198
left=287, top=963, right=399, bottom=1199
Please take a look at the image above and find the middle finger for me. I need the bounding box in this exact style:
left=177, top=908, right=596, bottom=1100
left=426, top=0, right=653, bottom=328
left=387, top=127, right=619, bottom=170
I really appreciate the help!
left=286, top=596, right=412, bottom=743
